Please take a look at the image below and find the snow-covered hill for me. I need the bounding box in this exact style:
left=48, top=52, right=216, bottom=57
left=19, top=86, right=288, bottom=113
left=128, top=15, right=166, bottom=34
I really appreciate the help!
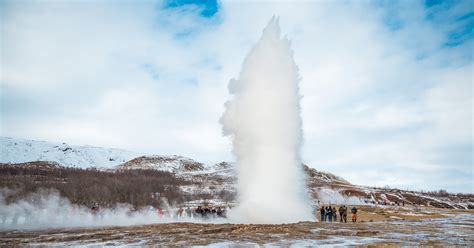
left=116, top=155, right=205, bottom=173
left=1, top=137, right=472, bottom=209
left=0, top=137, right=142, bottom=168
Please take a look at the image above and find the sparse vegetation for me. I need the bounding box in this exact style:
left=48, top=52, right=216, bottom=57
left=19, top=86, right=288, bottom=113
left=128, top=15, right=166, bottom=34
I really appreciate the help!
left=0, top=162, right=191, bottom=208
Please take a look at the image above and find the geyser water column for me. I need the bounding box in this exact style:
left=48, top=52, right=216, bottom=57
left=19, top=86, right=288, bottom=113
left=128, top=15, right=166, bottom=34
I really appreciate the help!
left=220, top=17, right=314, bottom=224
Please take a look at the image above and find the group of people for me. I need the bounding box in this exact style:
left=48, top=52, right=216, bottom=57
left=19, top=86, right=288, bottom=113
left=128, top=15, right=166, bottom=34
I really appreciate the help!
left=153, top=205, right=227, bottom=219
left=155, top=207, right=193, bottom=218
left=194, top=205, right=227, bottom=218
left=363, top=199, right=406, bottom=207
left=319, top=205, right=358, bottom=223
left=96, top=204, right=362, bottom=223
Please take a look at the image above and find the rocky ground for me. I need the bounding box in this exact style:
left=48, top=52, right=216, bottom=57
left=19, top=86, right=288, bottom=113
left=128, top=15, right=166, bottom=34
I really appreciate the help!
left=1, top=206, right=472, bottom=247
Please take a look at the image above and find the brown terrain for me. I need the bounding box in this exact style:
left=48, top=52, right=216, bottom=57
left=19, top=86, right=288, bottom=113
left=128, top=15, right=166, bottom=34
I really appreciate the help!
left=0, top=157, right=473, bottom=246
left=0, top=206, right=472, bottom=246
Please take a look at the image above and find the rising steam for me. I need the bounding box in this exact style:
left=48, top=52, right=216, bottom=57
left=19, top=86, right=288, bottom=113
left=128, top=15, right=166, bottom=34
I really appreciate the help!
left=220, top=17, right=314, bottom=223
left=0, top=189, right=225, bottom=230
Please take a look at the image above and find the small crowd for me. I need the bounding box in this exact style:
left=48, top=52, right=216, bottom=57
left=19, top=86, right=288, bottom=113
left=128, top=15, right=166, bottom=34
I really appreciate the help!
left=319, top=205, right=358, bottom=223
left=194, top=206, right=227, bottom=218
left=154, top=205, right=227, bottom=219
left=90, top=204, right=363, bottom=223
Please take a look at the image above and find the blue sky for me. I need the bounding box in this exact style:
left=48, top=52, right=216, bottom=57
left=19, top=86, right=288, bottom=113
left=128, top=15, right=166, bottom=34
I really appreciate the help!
left=1, top=0, right=472, bottom=193
left=165, top=0, right=219, bottom=17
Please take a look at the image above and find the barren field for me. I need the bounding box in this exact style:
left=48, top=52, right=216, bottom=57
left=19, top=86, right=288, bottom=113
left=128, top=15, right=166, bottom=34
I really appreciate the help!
left=0, top=206, right=472, bottom=247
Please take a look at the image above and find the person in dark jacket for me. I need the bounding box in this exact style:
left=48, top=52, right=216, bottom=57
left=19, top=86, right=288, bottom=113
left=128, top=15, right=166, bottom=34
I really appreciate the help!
left=332, top=206, right=337, bottom=222
left=338, top=206, right=344, bottom=222
left=320, top=206, right=326, bottom=222
left=342, top=205, right=348, bottom=223
left=195, top=206, right=203, bottom=217
left=351, top=206, right=358, bottom=223
left=327, top=206, right=333, bottom=222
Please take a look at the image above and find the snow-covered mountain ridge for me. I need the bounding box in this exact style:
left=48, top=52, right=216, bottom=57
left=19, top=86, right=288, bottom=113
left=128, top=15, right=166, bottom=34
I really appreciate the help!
left=0, top=137, right=141, bottom=168
left=0, top=137, right=230, bottom=173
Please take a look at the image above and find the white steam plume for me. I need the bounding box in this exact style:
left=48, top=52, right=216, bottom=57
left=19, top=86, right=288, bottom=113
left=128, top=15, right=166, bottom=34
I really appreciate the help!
left=220, top=17, right=314, bottom=224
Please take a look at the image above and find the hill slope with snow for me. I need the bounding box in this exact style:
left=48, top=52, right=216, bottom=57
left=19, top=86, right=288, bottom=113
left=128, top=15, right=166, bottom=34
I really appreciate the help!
left=0, top=137, right=142, bottom=168
left=1, top=137, right=472, bottom=209
left=116, top=155, right=206, bottom=173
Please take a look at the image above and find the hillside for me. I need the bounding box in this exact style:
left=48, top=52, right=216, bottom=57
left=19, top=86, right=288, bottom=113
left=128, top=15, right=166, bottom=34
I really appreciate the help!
left=116, top=155, right=205, bottom=172
left=0, top=137, right=472, bottom=210
left=0, top=137, right=142, bottom=168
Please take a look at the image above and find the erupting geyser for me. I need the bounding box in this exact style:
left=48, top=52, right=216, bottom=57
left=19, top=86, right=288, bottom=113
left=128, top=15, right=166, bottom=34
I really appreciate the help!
left=220, top=17, right=314, bottom=224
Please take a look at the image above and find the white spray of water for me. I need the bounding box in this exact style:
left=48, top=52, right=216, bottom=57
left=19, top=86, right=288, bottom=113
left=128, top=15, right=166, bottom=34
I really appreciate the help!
left=220, top=17, right=314, bottom=223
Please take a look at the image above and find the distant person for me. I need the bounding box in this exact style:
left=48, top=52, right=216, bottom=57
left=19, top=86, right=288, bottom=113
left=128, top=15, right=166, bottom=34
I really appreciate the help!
left=327, top=206, right=333, bottom=222
left=211, top=207, right=217, bottom=218
left=338, top=206, right=344, bottom=222
left=186, top=207, right=192, bottom=218
left=178, top=207, right=184, bottom=218
left=342, top=205, right=348, bottom=223
left=351, top=206, right=358, bottom=223
left=332, top=206, right=337, bottom=222
left=202, top=207, right=210, bottom=218
left=320, top=206, right=326, bottom=222
left=323, top=206, right=327, bottom=222
left=127, top=207, right=135, bottom=217
left=91, top=206, right=101, bottom=220
left=157, top=208, right=164, bottom=218
left=91, top=206, right=99, bottom=215
left=217, top=207, right=227, bottom=218
left=195, top=206, right=203, bottom=217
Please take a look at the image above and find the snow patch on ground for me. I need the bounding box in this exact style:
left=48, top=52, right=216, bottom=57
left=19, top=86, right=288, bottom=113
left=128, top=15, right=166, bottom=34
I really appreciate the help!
left=317, top=188, right=366, bottom=205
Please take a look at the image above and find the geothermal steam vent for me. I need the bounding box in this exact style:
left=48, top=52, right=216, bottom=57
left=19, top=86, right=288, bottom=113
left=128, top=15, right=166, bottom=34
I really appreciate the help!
left=220, top=17, right=313, bottom=224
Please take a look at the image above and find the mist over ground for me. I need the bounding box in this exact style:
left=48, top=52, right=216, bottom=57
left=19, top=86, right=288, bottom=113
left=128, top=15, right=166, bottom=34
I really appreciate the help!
left=0, top=189, right=226, bottom=230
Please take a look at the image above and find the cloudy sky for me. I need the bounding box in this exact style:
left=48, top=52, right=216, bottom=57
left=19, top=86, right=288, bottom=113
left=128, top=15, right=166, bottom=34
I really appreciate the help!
left=1, top=0, right=472, bottom=193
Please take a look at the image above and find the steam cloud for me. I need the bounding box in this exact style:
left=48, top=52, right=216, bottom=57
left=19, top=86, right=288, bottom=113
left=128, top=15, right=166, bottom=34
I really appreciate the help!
left=0, top=189, right=224, bottom=230
left=220, top=17, right=314, bottom=223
